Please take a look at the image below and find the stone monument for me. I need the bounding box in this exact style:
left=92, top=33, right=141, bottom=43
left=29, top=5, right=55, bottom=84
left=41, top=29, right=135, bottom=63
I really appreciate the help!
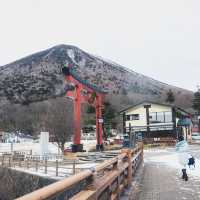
left=40, top=132, right=49, bottom=155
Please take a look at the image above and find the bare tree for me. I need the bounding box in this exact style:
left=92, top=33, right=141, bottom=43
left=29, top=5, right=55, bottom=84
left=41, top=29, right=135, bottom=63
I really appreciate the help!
left=45, top=98, right=74, bottom=152
left=0, top=98, right=74, bottom=152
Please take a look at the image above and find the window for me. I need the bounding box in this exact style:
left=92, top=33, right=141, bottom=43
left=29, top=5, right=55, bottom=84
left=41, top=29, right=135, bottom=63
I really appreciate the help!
left=164, top=112, right=172, bottom=122
left=132, top=114, right=140, bottom=120
left=149, top=111, right=172, bottom=123
left=126, top=114, right=140, bottom=121
left=126, top=115, right=131, bottom=121
left=157, top=112, right=165, bottom=123
left=149, top=112, right=157, bottom=123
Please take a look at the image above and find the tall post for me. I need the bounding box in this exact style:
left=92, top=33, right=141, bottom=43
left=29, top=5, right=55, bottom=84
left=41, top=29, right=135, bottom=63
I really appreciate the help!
left=198, top=115, right=200, bottom=133
left=185, top=126, right=188, bottom=141
left=144, top=104, right=151, bottom=138
left=72, top=83, right=83, bottom=152
left=172, top=107, right=177, bottom=139
left=129, top=123, right=132, bottom=147
left=96, top=95, right=103, bottom=151
left=123, top=112, right=126, bottom=134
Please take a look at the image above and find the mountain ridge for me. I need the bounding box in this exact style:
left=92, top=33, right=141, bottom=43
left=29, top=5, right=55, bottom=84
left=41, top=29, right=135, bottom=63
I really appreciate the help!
left=0, top=44, right=193, bottom=110
left=93, top=53, right=193, bottom=93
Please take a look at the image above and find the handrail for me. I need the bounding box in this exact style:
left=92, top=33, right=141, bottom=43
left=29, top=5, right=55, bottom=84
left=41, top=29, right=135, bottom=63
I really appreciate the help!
left=15, top=143, right=143, bottom=200
left=15, top=170, right=93, bottom=200
left=95, top=152, right=126, bottom=172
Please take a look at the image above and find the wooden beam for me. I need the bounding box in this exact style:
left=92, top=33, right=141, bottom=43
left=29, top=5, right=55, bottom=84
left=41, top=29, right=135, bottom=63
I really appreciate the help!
left=70, top=190, right=96, bottom=200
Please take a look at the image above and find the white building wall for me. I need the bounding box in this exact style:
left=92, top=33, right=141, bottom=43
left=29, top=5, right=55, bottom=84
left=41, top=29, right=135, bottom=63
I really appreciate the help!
left=125, top=103, right=173, bottom=128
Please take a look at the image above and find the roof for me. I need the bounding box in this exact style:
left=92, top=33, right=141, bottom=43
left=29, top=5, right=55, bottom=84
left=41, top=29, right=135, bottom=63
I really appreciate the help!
left=119, top=100, right=191, bottom=116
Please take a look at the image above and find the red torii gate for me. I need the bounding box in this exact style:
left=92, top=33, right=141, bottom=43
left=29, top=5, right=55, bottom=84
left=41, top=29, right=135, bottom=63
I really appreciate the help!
left=62, top=65, right=107, bottom=152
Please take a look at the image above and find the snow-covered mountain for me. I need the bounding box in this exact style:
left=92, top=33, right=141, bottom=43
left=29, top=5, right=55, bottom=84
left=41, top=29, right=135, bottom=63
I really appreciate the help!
left=0, top=44, right=193, bottom=110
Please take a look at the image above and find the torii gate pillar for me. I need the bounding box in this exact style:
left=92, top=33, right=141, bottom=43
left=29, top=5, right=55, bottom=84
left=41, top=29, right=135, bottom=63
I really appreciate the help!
left=71, top=83, right=83, bottom=152
left=96, top=95, right=104, bottom=151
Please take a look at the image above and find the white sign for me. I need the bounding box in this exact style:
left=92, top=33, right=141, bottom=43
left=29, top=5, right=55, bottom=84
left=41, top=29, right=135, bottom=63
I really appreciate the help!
left=98, top=118, right=103, bottom=123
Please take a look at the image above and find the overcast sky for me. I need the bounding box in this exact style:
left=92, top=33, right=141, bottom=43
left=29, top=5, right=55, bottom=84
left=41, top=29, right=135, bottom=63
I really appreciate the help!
left=0, top=0, right=199, bottom=91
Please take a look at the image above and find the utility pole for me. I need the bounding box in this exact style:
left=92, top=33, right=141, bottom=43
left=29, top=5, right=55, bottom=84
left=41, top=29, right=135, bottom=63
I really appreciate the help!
left=123, top=112, right=126, bottom=134
left=144, top=104, right=151, bottom=138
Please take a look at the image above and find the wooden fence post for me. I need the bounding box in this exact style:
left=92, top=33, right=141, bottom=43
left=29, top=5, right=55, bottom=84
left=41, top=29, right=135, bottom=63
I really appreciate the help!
left=56, top=160, right=58, bottom=177
left=2, top=155, right=4, bottom=166
left=11, top=143, right=13, bottom=152
left=73, top=160, right=76, bottom=174
left=19, top=159, right=21, bottom=167
left=141, top=143, right=144, bottom=161
left=45, top=159, right=47, bottom=174
left=36, top=159, right=38, bottom=172
left=9, top=157, right=11, bottom=167
left=127, top=150, right=133, bottom=187
left=27, top=159, right=29, bottom=169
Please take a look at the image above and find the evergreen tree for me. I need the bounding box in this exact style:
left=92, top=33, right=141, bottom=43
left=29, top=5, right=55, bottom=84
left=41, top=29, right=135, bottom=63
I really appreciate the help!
left=166, top=89, right=175, bottom=103
left=102, top=101, right=117, bottom=137
left=192, top=90, right=200, bottom=114
left=86, top=105, right=95, bottom=114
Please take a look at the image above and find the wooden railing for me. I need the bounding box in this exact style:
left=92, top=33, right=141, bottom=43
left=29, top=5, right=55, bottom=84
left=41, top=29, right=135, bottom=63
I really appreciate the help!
left=15, top=143, right=143, bottom=200
left=0, top=155, right=96, bottom=177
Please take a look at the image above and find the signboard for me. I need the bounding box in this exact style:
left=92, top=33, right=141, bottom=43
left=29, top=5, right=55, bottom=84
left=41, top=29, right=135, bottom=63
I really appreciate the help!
left=98, top=118, right=103, bottom=123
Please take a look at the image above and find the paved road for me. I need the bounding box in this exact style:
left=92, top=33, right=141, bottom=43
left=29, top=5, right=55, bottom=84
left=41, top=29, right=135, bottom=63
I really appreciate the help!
left=137, top=146, right=200, bottom=200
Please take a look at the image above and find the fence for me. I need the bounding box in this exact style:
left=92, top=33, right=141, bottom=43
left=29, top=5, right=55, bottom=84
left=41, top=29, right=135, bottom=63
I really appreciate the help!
left=0, top=153, right=96, bottom=177
left=15, top=142, right=143, bottom=200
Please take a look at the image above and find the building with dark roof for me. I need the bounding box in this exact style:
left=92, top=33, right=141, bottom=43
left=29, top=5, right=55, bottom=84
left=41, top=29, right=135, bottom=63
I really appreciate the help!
left=120, top=101, right=192, bottom=143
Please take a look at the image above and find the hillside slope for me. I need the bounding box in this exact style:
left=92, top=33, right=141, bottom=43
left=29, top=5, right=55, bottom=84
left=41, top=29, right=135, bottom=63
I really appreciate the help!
left=0, top=44, right=193, bottom=110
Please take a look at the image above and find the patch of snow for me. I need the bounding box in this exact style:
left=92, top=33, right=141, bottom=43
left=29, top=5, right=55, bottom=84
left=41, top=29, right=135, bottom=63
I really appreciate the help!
left=144, top=147, right=200, bottom=179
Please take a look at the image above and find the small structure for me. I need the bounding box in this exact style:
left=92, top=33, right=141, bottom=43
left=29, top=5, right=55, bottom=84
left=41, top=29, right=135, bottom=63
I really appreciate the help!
left=40, top=132, right=49, bottom=155
left=120, top=101, right=192, bottom=143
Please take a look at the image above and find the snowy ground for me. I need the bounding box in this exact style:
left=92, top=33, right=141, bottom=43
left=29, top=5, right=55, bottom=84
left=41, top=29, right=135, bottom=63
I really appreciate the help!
left=144, top=145, right=200, bottom=179
left=0, top=140, right=97, bottom=155
left=136, top=145, right=200, bottom=200
left=0, top=140, right=117, bottom=180
left=12, top=161, right=97, bottom=180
